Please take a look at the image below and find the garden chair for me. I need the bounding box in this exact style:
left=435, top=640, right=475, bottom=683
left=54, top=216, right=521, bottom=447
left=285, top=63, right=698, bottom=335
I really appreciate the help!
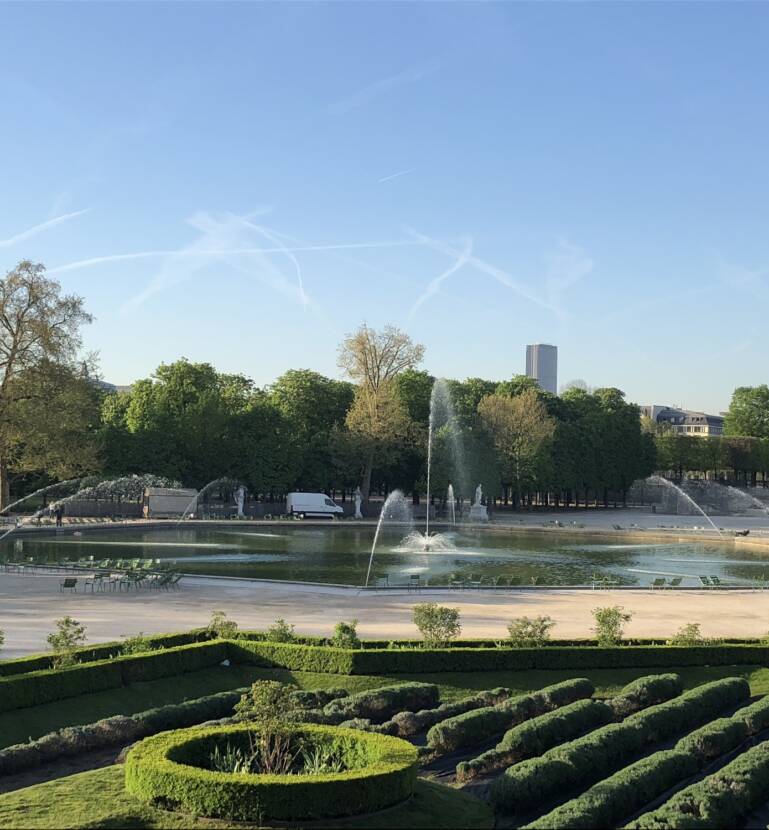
left=84, top=571, right=108, bottom=592
left=59, top=577, right=78, bottom=592
left=667, top=577, right=683, bottom=589
left=710, top=576, right=723, bottom=588
left=448, top=574, right=463, bottom=590
left=490, top=575, right=505, bottom=590
left=168, top=574, right=183, bottom=590
left=650, top=578, right=666, bottom=590
left=699, top=575, right=713, bottom=588
left=407, top=574, right=422, bottom=593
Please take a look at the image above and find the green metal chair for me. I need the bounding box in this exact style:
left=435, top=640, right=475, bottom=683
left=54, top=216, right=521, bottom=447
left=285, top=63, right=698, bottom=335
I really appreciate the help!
left=651, top=578, right=666, bottom=590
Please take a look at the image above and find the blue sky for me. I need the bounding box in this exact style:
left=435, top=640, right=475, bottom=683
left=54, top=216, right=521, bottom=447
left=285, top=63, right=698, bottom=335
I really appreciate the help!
left=1, top=1, right=768, bottom=413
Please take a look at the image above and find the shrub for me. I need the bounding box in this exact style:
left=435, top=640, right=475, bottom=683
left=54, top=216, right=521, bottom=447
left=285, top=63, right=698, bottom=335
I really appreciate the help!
left=457, top=698, right=613, bottom=782
left=735, top=693, right=769, bottom=734
left=610, top=673, right=683, bottom=719
left=46, top=616, right=87, bottom=668
left=207, top=611, right=238, bottom=639
left=266, top=619, right=296, bottom=643
left=234, top=680, right=299, bottom=723
left=668, top=622, right=705, bottom=646
left=626, top=740, right=769, bottom=829
left=125, top=723, right=418, bottom=821
left=592, top=606, right=631, bottom=647
left=507, top=616, right=555, bottom=648
left=120, top=632, right=157, bottom=656
left=0, top=629, right=4, bottom=652
left=331, top=620, right=360, bottom=649
left=490, top=677, right=749, bottom=815
left=674, top=716, right=748, bottom=761
left=412, top=604, right=461, bottom=647
left=427, top=678, right=594, bottom=753
left=323, top=682, right=439, bottom=723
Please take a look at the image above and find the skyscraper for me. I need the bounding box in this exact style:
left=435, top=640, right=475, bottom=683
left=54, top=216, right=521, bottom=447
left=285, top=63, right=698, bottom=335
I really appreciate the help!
left=525, top=344, right=558, bottom=394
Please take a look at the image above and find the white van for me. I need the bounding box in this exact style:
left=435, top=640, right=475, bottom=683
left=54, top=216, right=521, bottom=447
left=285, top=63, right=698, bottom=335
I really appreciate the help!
left=286, top=492, right=344, bottom=519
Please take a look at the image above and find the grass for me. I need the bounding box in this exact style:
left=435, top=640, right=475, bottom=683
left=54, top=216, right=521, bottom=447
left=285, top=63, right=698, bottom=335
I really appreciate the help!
left=0, top=765, right=494, bottom=829
left=4, top=663, right=769, bottom=748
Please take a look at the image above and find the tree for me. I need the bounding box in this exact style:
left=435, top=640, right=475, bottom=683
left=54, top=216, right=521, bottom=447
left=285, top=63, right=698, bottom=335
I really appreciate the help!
left=724, top=385, right=769, bottom=439
left=0, top=262, right=95, bottom=507
left=338, top=324, right=425, bottom=503
left=478, top=389, right=556, bottom=505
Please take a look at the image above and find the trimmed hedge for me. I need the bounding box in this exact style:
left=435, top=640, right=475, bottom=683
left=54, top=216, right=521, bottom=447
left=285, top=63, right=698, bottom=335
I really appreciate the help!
left=490, top=677, right=749, bottom=816
left=626, top=739, right=769, bottom=829
left=322, top=682, right=439, bottom=723
left=125, top=723, right=418, bottom=821
left=0, top=641, right=229, bottom=713
left=457, top=698, right=613, bottom=782
left=734, top=693, right=769, bottom=734
left=610, top=673, right=683, bottom=718
left=230, top=640, right=357, bottom=674
left=427, top=678, right=594, bottom=753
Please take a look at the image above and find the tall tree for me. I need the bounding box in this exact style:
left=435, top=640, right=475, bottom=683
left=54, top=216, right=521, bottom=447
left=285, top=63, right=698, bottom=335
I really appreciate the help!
left=337, top=324, right=424, bottom=504
left=0, top=262, right=94, bottom=507
left=724, top=385, right=769, bottom=439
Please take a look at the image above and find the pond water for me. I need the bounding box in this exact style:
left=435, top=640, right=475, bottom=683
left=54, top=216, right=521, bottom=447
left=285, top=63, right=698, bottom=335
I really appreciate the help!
left=5, top=525, right=768, bottom=587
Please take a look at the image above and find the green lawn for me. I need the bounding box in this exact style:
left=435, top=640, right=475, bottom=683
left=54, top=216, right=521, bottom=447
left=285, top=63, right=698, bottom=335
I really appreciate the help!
left=5, top=663, right=769, bottom=749
left=0, top=765, right=494, bottom=829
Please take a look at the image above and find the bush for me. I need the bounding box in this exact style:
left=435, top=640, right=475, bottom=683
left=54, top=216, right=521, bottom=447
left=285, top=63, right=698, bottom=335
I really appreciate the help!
left=207, top=611, right=238, bottom=639
left=667, top=622, right=705, bottom=646
left=385, top=688, right=514, bottom=737
left=610, top=673, right=683, bottom=719
left=331, top=620, right=360, bottom=649
left=125, top=723, right=418, bottom=821
left=457, top=699, right=613, bottom=782
left=427, top=678, right=594, bottom=753
left=592, top=606, right=631, bottom=647
left=47, top=616, right=87, bottom=668
left=507, top=616, right=555, bottom=648
left=490, top=677, right=749, bottom=815
left=525, top=750, right=698, bottom=830
left=735, top=693, right=769, bottom=734
left=120, top=633, right=158, bottom=656
left=412, top=604, right=461, bottom=647
left=674, top=716, right=748, bottom=761
left=234, top=680, right=299, bottom=723
left=266, top=619, right=296, bottom=644
left=323, top=682, right=439, bottom=724
left=0, top=629, right=4, bottom=653
left=626, top=740, right=769, bottom=829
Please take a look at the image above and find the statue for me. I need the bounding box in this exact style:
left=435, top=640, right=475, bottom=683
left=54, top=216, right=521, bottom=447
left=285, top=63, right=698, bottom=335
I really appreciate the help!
left=234, top=485, right=246, bottom=518
left=470, top=482, right=489, bottom=522
left=354, top=486, right=363, bottom=519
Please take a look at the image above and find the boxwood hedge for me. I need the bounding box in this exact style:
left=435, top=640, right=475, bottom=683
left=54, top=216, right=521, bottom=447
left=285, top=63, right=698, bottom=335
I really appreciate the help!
left=124, top=723, right=418, bottom=821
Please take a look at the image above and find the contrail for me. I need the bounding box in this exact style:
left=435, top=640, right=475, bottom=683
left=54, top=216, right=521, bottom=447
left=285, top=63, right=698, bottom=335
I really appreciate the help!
left=49, top=240, right=417, bottom=276
left=408, top=237, right=473, bottom=319
left=0, top=208, right=91, bottom=249
left=378, top=168, right=414, bottom=184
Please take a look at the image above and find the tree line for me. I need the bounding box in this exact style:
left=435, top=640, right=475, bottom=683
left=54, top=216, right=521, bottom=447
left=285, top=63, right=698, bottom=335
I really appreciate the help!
left=1, top=261, right=767, bottom=510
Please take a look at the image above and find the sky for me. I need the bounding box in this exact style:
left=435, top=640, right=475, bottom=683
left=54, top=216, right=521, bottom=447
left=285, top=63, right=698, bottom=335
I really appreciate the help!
left=1, top=1, right=768, bottom=414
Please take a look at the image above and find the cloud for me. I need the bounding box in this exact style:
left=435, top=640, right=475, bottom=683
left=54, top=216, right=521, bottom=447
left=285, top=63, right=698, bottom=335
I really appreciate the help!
left=408, top=236, right=473, bottom=319
left=407, top=228, right=566, bottom=317
left=0, top=208, right=91, bottom=249
left=378, top=168, right=415, bottom=184
left=329, top=63, right=439, bottom=115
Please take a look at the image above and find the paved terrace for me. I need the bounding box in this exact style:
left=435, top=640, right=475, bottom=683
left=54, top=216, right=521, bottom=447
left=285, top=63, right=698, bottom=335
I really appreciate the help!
left=3, top=571, right=769, bottom=658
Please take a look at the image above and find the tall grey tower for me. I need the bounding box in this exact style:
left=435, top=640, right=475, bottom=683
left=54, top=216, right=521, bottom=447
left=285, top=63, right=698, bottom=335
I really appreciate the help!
left=525, top=344, right=558, bottom=394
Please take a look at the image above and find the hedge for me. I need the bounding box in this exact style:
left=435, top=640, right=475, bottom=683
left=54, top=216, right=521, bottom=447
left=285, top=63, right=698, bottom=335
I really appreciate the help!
left=229, top=640, right=357, bottom=674
left=457, top=698, right=613, bottom=782
left=427, top=678, right=594, bottom=753
left=322, top=682, right=439, bottom=723
left=626, top=739, right=769, bottom=829
left=610, top=673, right=683, bottom=718
left=125, top=723, right=418, bottom=821
left=0, top=641, right=229, bottom=713
left=528, top=690, right=769, bottom=829
left=490, top=678, right=749, bottom=816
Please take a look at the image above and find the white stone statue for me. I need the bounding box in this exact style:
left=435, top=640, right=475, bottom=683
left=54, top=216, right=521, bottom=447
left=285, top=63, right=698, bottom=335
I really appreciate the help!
left=470, top=483, right=489, bottom=522
left=234, top=485, right=246, bottom=518
left=354, top=486, right=363, bottom=519
left=474, top=483, right=483, bottom=506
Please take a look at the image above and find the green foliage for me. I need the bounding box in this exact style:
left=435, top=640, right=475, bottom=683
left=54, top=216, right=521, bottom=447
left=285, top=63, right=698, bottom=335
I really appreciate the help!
left=592, top=606, right=632, bottom=647
left=626, top=740, right=769, bottom=829
left=120, top=633, right=157, bottom=656
left=506, top=616, right=555, bottom=648
left=124, top=723, right=418, bottom=822
left=234, top=680, right=298, bottom=724
left=322, top=682, right=439, bottom=723
left=668, top=622, right=705, bottom=646
left=331, top=620, right=361, bottom=650
left=46, top=617, right=87, bottom=668
left=266, top=619, right=296, bottom=644
left=724, top=384, right=769, bottom=439
left=427, top=678, right=594, bottom=752
left=674, top=716, right=748, bottom=761
left=207, top=611, right=238, bottom=640
left=491, top=677, right=749, bottom=815
left=610, top=673, right=683, bottom=718
left=412, top=604, right=461, bottom=648
left=0, top=629, right=4, bottom=653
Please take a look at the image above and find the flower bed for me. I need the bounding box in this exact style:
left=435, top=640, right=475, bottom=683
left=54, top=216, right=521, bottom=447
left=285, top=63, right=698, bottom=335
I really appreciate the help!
left=124, top=723, right=418, bottom=821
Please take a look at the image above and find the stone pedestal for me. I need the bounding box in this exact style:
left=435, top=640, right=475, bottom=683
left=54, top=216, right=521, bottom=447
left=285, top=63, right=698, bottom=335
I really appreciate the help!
left=469, top=503, right=489, bottom=522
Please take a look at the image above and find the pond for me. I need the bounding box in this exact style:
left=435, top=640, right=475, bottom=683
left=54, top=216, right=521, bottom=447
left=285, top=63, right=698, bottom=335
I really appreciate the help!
left=5, top=524, right=767, bottom=587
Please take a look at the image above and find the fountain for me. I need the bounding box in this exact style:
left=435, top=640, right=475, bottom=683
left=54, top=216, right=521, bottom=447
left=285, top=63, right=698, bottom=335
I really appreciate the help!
left=178, top=477, right=239, bottom=522
left=364, top=489, right=413, bottom=586
left=723, top=484, right=769, bottom=516
left=447, top=483, right=456, bottom=526
left=646, top=475, right=724, bottom=537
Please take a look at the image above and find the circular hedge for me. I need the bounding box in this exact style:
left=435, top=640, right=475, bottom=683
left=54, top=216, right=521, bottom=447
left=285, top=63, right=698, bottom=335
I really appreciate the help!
left=124, top=723, right=418, bottom=822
